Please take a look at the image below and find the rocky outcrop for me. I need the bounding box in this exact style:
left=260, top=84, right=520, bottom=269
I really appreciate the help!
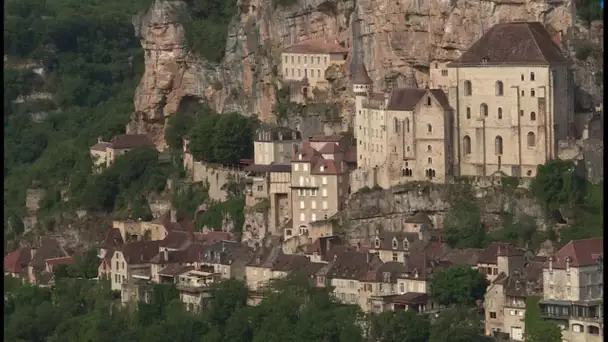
left=339, top=182, right=546, bottom=245
left=131, top=0, right=602, bottom=147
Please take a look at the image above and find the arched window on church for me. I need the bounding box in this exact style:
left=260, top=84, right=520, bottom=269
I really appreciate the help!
left=463, top=136, right=471, bottom=155
left=495, top=136, right=503, bottom=155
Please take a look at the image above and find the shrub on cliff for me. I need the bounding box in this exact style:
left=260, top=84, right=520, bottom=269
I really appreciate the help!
left=443, top=201, right=485, bottom=249
left=429, top=264, right=488, bottom=307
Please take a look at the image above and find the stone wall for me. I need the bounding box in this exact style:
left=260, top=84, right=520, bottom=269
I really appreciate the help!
left=189, top=161, right=247, bottom=202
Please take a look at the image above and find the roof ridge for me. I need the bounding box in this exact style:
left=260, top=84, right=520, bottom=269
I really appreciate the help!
left=527, top=23, right=548, bottom=64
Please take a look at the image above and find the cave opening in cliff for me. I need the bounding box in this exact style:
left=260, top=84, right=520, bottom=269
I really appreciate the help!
left=177, top=95, right=203, bottom=117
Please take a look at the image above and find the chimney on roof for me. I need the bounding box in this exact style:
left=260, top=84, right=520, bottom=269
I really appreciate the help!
left=98, top=136, right=103, bottom=143
left=565, top=256, right=572, bottom=270
left=163, top=248, right=168, bottom=262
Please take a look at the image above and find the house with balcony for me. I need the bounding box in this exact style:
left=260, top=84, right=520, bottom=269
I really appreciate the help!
left=540, top=238, right=603, bottom=342
left=175, top=268, right=221, bottom=312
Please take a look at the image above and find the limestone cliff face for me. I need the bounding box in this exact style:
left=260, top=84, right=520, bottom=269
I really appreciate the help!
left=131, top=0, right=602, bottom=148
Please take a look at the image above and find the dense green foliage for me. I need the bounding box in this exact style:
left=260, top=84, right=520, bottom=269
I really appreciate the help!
left=524, top=296, right=563, bottom=342
left=576, top=0, right=604, bottom=22
left=4, top=0, right=149, bottom=232
left=429, top=265, right=489, bottom=307
left=5, top=275, right=494, bottom=342
left=184, top=0, right=237, bottom=63
left=444, top=201, right=486, bottom=249
left=187, top=110, right=255, bottom=165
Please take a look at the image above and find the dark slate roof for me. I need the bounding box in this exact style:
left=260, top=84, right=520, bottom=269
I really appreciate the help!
left=352, top=64, right=373, bottom=85
left=245, top=163, right=291, bottom=173
left=428, top=89, right=451, bottom=110
left=372, top=231, right=420, bottom=251
left=109, top=134, right=154, bottom=150
left=122, top=240, right=162, bottom=265
left=386, top=88, right=428, bottom=111
left=29, top=238, right=69, bottom=269
left=448, top=22, right=567, bottom=67
left=255, top=124, right=300, bottom=142
left=102, top=228, right=124, bottom=249
left=158, top=265, right=194, bottom=277
left=326, top=251, right=382, bottom=280
left=200, top=240, right=253, bottom=266
left=90, top=142, right=111, bottom=151
left=478, top=242, right=524, bottom=265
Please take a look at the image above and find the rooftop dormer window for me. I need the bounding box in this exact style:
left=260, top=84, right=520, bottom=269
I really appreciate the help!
left=403, top=239, right=409, bottom=250
left=392, top=238, right=398, bottom=249
left=320, top=164, right=325, bottom=172
left=298, top=153, right=303, bottom=160
left=278, top=132, right=283, bottom=140
left=374, top=238, right=381, bottom=248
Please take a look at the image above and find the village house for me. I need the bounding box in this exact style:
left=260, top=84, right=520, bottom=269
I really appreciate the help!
left=288, top=136, right=350, bottom=240
left=197, top=240, right=253, bottom=281
left=477, top=242, right=532, bottom=282
left=253, top=124, right=301, bottom=165
left=369, top=231, right=420, bottom=263
left=440, top=21, right=573, bottom=179
left=244, top=247, right=310, bottom=291
left=174, top=267, right=221, bottom=312
left=484, top=250, right=545, bottom=339
left=24, top=237, right=72, bottom=286
left=281, top=38, right=349, bottom=103
left=539, top=238, right=603, bottom=342
left=89, top=133, right=154, bottom=171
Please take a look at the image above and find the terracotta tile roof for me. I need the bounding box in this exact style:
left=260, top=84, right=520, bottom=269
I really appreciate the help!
left=478, top=242, right=523, bottom=265
left=283, top=39, right=349, bottom=54
left=4, top=247, right=32, bottom=274
left=108, top=134, right=154, bottom=150
left=386, top=88, right=427, bottom=111
left=160, top=231, right=197, bottom=250
left=292, top=142, right=323, bottom=163
left=448, top=22, right=567, bottom=67
left=122, top=240, right=162, bottom=265
left=45, top=256, right=73, bottom=268
left=318, top=142, right=342, bottom=154
left=310, top=158, right=346, bottom=175
left=271, top=254, right=310, bottom=272
left=399, top=252, right=445, bottom=281
left=151, top=242, right=207, bottom=264
left=305, top=236, right=345, bottom=260
left=352, top=64, right=373, bottom=85
left=29, top=238, right=69, bottom=269
left=90, top=142, right=110, bottom=151
left=549, top=237, right=603, bottom=269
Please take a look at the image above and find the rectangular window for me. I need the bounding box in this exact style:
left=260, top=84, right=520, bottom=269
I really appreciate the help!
left=322, top=189, right=328, bottom=197
left=303, top=163, right=309, bottom=171
left=399, top=283, right=405, bottom=293
left=300, top=213, right=305, bottom=222
left=490, top=312, right=497, bottom=319
left=311, top=201, right=316, bottom=209
left=441, top=70, right=448, bottom=76
left=311, top=213, right=317, bottom=222
left=294, top=163, right=299, bottom=171
left=311, top=189, right=318, bottom=196
left=322, top=176, right=327, bottom=185
left=322, top=201, right=328, bottom=209
left=392, top=253, right=398, bottom=261
left=300, top=201, right=305, bottom=209
left=299, top=176, right=304, bottom=186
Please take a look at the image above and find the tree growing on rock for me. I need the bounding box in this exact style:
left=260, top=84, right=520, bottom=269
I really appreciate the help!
left=444, top=201, right=485, bottom=248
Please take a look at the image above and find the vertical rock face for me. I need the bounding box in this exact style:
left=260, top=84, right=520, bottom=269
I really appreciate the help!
left=131, top=0, right=602, bottom=147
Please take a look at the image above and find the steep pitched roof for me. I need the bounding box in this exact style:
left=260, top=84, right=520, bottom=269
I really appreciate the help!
left=90, top=142, right=111, bottom=152
left=550, top=237, right=603, bottom=268
left=386, top=88, right=427, bottom=111
left=283, top=39, right=349, bottom=54
left=29, top=238, right=70, bottom=269
left=372, top=231, right=420, bottom=251
left=4, top=247, right=32, bottom=274
left=108, top=134, right=154, bottom=150
left=326, top=251, right=382, bottom=280
left=200, top=240, right=253, bottom=266
left=448, top=22, right=567, bottom=67
left=122, top=240, right=162, bottom=265
left=352, top=63, right=373, bottom=85
left=318, top=142, right=342, bottom=154
left=45, top=257, right=73, bottom=269
left=102, top=228, right=124, bottom=249
left=478, top=242, right=524, bottom=265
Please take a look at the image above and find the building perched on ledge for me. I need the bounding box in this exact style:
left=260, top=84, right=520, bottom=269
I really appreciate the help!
left=89, top=133, right=154, bottom=171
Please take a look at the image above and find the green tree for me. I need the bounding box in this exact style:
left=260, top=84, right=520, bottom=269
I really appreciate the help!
left=444, top=201, right=485, bottom=248
left=371, top=309, right=430, bottom=342
left=165, top=112, right=195, bottom=152
left=530, top=159, right=586, bottom=212
left=524, top=296, right=563, bottom=342
left=211, top=112, right=254, bottom=165
left=189, top=114, right=221, bottom=162
left=429, top=308, right=489, bottom=342
left=429, top=265, right=489, bottom=307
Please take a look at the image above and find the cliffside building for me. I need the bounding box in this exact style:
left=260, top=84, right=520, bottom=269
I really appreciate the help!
left=281, top=39, right=349, bottom=103
left=438, top=21, right=573, bottom=178
left=352, top=64, right=454, bottom=189
left=90, top=134, right=155, bottom=171
left=253, top=124, right=301, bottom=165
